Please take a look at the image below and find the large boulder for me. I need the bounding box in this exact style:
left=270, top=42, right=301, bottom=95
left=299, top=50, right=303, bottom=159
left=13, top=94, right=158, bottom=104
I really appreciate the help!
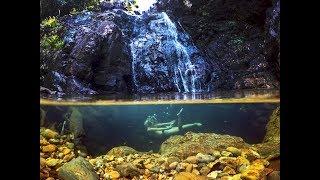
left=252, top=106, right=280, bottom=159
left=58, top=156, right=99, bottom=180
left=160, top=106, right=280, bottom=159
left=159, top=132, right=249, bottom=159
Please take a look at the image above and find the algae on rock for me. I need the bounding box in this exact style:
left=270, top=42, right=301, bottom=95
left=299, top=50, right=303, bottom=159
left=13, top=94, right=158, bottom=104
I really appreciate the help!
left=107, top=146, right=139, bottom=157
left=263, top=106, right=280, bottom=143
left=159, top=132, right=249, bottom=159
left=253, top=106, right=280, bottom=159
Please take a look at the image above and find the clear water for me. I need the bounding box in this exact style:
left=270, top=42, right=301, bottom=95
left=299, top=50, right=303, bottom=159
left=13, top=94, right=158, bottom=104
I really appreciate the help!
left=41, top=102, right=279, bottom=156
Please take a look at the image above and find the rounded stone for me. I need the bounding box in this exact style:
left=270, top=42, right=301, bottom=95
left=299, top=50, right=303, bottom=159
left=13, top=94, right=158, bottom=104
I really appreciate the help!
left=226, top=147, right=242, bottom=156
left=41, top=129, right=59, bottom=139
left=185, top=164, right=193, bottom=172
left=46, top=158, right=61, bottom=167
left=108, top=170, right=120, bottom=179
left=169, top=162, right=178, bottom=169
left=185, top=156, right=197, bottom=164
left=42, top=145, right=57, bottom=153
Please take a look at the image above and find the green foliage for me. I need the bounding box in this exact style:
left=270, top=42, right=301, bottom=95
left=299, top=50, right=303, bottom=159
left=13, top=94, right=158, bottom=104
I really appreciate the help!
left=70, top=8, right=79, bottom=15
left=41, top=35, right=64, bottom=50
left=231, top=37, right=244, bottom=45
left=85, top=0, right=100, bottom=11
left=41, top=16, right=59, bottom=28
left=40, top=15, right=65, bottom=51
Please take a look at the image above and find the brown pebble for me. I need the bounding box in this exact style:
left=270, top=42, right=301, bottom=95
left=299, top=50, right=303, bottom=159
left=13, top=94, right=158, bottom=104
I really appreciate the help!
left=40, top=157, right=46, bottom=167
left=185, top=164, right=193, bottom=172
left=40, top=139, right=49, bottom=146
left=200, top=166, right=211, bottom=176
left=42, top=145, right=57, bottom=153
left=62, top=148, right=71, bottom=155
left=169, top=162, right=178, bottom=169
left=108, top=170, right=120, bottom=179
left=223, top=166, right=236, bottom=175
left=185, top=156, right=197, bottom=164
left=267, top=171, right=280, bottom=180
left=63, top=153, right=74, bottom=162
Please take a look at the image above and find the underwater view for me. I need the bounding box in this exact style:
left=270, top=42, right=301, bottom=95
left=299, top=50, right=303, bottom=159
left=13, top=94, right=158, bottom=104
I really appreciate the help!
left=40, top=97, right=280, bottom=180
left=40, top=0, right=280, bottom=179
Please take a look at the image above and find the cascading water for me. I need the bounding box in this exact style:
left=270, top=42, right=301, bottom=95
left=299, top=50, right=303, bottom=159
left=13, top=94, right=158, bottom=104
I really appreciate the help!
left=41, top=0, right=215, bottom=97
left=129, top=11, right=207, bottom=94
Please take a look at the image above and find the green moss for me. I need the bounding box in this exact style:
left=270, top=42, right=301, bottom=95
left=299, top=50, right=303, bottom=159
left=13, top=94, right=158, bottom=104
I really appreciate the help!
left=41, top=35, right=64, bottom=50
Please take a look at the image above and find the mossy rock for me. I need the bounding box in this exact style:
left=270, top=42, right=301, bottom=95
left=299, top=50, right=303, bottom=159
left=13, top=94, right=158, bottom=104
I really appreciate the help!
left=160, top=132, right=249, bottom=159
left=264, top=106, right=280, bottom=143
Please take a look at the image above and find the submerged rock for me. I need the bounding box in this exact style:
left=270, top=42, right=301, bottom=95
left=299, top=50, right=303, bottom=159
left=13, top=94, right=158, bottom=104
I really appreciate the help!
left=196, top=153, right=215, bottom=163
left=263, top=106, right=280, bottom=143
left=253, top=106, right=280, bottom=158
left=107, top=146, right=138, bottom=157
left=174, top=172, right=207, bottom=180
left=267, top=170, right=280, bottom=180
left=58, top=157, right=98, bottom=180
left=115, top=163, right=141, bottom=178
left=41, top=129, right=59, bottom=139
left=42, top=144, right=57, bottom=153
left=160, top=132, right=249, bottom=159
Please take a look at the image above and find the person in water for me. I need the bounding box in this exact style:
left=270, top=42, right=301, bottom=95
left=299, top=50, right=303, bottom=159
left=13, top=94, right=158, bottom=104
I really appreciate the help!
left=144, top=108, right=202, bottom=137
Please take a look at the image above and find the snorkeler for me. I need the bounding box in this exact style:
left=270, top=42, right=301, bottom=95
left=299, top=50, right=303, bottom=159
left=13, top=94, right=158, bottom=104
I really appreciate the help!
left=144, top=108, right=202, bottom=137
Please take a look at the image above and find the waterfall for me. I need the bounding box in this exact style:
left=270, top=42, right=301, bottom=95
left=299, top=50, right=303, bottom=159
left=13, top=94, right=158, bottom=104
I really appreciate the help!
left=129, top=12, right=204, bottom=93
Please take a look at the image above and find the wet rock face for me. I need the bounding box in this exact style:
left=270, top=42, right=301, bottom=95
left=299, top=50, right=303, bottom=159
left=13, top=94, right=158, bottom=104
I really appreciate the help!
left=265, top=0, right=280, bottom=80
left=156, top=0, right=280, bottom=90
left=41, top=11, right=133, bottom=97
left=40, top=0, right=90, bottom=19
left=159, top=132, right=249, bottom=159
left=58, top=156, right=99, bottom=180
